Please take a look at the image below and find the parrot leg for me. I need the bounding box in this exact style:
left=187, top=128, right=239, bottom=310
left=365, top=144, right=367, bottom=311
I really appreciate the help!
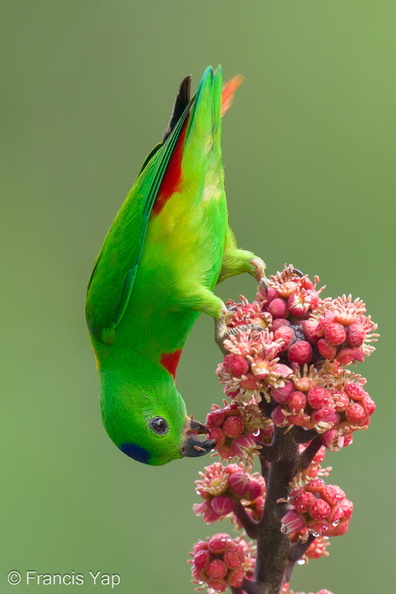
left=218, top=227, right=266, bottom=283
left=185, top=286, right=228, bottom=319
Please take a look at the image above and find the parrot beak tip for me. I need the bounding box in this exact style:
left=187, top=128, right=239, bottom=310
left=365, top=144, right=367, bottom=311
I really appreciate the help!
left=180, top=416, right=215, bottom=458
left=179, top=437, right=216, bottom=458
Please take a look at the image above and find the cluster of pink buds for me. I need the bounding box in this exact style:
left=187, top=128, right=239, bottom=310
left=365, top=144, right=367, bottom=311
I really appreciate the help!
left=193, top=461, right=265, bottom=524
left=189, top=265, right=378, bottom=594
left=205, top=402, right=264, bottom=460
left=281, top=478, right=353, bottom=539
left=189, top=533, right=253, bottom=592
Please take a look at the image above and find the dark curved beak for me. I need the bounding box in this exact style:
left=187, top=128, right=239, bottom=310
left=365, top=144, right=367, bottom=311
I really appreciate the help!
left=180, top=417, right=216, bottom=458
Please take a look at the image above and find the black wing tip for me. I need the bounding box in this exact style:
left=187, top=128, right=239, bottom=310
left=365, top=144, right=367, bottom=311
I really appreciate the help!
left=162, top=74, right=192, bottom=142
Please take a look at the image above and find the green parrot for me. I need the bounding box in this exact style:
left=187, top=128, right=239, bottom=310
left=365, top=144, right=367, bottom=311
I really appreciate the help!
left=86, top=65, right=264, bottom=466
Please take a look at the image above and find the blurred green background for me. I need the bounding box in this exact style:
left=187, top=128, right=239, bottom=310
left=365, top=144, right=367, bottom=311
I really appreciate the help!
left=1, top=1, right=394, bottom=593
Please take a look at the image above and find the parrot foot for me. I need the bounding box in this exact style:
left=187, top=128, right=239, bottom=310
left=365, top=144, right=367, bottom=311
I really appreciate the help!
left=250, top=256, right=266, bottom=282
left=215, top=314, right=265, bottom=355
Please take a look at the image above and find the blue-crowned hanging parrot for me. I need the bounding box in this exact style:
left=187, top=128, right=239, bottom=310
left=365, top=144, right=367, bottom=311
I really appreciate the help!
left=86, top=66, right=265, bottom=465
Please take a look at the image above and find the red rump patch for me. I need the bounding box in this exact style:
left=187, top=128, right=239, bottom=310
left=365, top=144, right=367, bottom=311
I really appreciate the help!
left=151, top=120, right=188, bottom=216
left=160, top=350, right=183, bottom=378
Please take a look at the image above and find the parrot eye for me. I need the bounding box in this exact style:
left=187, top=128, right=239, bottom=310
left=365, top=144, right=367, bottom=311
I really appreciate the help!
left=148, top=417, right=169, bottom=435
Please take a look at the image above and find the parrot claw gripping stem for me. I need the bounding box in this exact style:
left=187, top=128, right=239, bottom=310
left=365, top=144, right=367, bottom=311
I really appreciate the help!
left=215, top=315, right=265, bottom=355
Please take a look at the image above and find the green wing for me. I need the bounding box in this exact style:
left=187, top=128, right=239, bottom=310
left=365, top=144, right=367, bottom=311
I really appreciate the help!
left=86, top=91, right=192, bottom=345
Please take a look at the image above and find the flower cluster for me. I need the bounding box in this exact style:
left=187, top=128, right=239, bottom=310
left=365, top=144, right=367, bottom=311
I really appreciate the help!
left=205, top=402, right=264, bottom=460
left=193, top=462, right=265, bottom=524
left=190, top=533, right=253, bottom=592
left=217, top=329, right=292, bottom=404
left=189, top=265, right=378, bottom=594
left=281, top=478, right=353, bottom=539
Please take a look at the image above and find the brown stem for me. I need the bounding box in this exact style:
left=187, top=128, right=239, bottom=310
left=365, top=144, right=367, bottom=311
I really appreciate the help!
left=253, top=426, right=301, bottom=594
left=234, top=500, right=259, bottom=539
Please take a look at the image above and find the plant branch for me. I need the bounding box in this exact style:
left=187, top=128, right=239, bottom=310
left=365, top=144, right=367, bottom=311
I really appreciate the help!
left=234, top=500, right=259, bottom=539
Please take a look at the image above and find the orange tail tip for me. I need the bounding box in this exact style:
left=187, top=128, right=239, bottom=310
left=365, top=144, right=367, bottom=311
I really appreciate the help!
left=221, top=74, right=244, bottom=116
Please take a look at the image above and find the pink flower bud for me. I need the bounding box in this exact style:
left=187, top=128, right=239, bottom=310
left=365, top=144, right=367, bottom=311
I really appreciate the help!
left=206, top=408, right=226, bottom=427
left=248, top=478, right=263, bottom=501
left=287, top=390, right=307, bottom=411
left=209, top=427, right=226, bottom=446
left=272, top=405, right=289, bottom=427
left=211, top=496, right=235, bottom=517
left=232, top=435, right=257, bottom=457
left=207, top=559, right=228, bottom=579
left=321, top=430, right=344, bottom=451
left=301, top=319, right=319, bottom=343
left=364, top=395, right=376, bottom=415
left=309, top=498, right=331, bottom=520
left=336, top=347, right=364, bottom=365
left=194, top=550, right=210, bottom=570
left=208, top=535, right=231, bottom=555
left=240, top=373, right=262, bottom=390
left=344, top=382, right=365, bottom=401
left=345, top=402, right=366, bottom=424
left=263, top=287, right=279, bottom=303
left=250, top=357, right=271, bottom=379
left=316, top=312, right=336, bottom=337
left=228, top=473, right=250, bottom=498
left=311, top=406, right=338, bottom=424
left=229, top=354, right=250, bottom=377
left=272, top=318, right=291, bottom=330
left=307, top=386, right=332, bottom=409
left=207, top=578, right=227, bottom=592
left=224, top=548, right=244, bottom=569
left=323, top=484, right=345, bottom=505
left=227, top=568, right=245, bottom=588
left=271, top=380, right=294, bottom=404
left=274, top=325, right=295, bottom=350
left=281, top=510, right=305, bottom=533
left=324, top=322, right=347, bottom=346
left=268, top=297, right=288, bottom=319
left=277, top=281, right=297, bottom=298
left=293, top=490, right=315, bottom=512
left=287, top=293, right=310, bottom=316
left=346, top=321, right=365, bottom=347
left=223, top=416, right=244, bottom=438
left=317, top=338, right=337, bottom=360
left=333, top=390, right=349, bottom=411
left=288, top=340, right=313, bottom=365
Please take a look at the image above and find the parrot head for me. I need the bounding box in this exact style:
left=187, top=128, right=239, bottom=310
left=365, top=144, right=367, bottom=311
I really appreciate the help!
left=100, top=372, right=215, bottom=466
